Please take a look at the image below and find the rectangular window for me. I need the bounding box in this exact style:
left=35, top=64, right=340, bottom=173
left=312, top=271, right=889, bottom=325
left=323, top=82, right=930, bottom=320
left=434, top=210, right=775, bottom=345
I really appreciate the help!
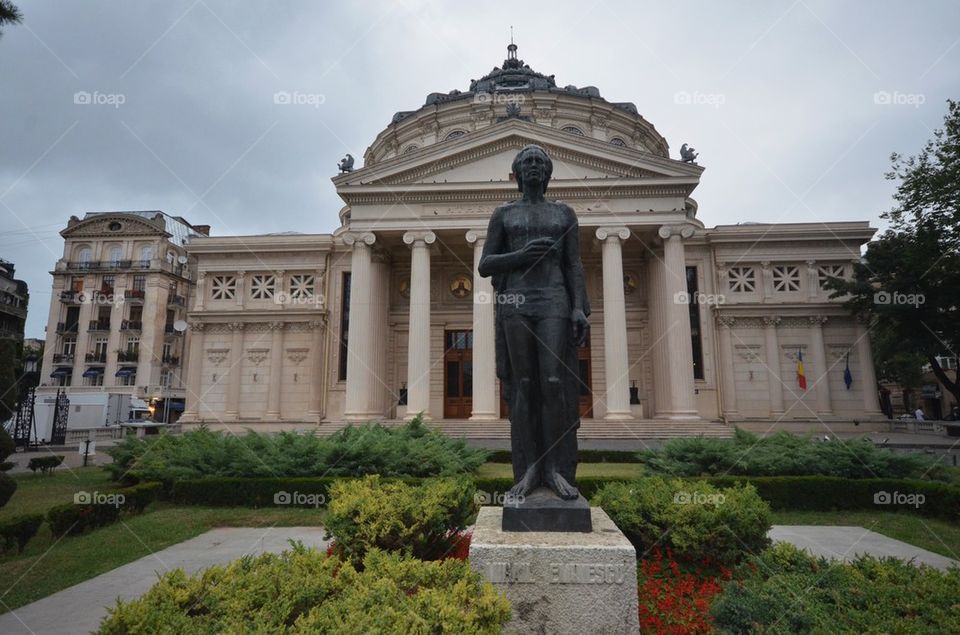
left=338, top=272, right=351, bottom=381
left=62, top=336, right=76, bottom=356
left=94, top=337, right=108, bottom=359
left=101, top=275, right=115, bottom=292
left=727, top=266, right=756, bottom=293
left=86, top=371, right=104, bottom=387
left=249, top=274, right=276, bottom=300
left=211, top=275, right=237, bottom=300
left=126, top=336, right=140, bottom=355
left=71, top=276, right=84, bottom=293
left=132, top=274, right=146, bottom=291
left=129, top=305, right=143, bottom=322
left=817, top=264, right=846, bottom=291
left=772, top=265, right=801, bottom=292
left=686, top=266, right=704, bottom=380
left=289, top=274, right=315, bottom=299
left=121, top=371, right=137, bottom=387
left=160, top=369, right=173, bottom=387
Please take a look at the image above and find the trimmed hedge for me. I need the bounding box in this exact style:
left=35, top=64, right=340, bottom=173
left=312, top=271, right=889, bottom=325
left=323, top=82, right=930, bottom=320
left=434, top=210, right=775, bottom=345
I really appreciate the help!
left=171, top=476, right=342, bottom=507
left=0, top=514, right=44, bottom=553
left=47, top=481, right=163, bottom=537
left=96, top=546, right=510, bottom=633
left=0, top=472, right=14, bottom=509
left=27, top=455, right=64, bottom=475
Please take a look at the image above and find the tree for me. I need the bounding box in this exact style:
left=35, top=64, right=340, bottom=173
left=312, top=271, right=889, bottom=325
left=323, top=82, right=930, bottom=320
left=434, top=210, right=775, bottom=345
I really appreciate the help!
left=0, top=0, right=22, bottom=38
left=828, top=100, right=960, bottom=406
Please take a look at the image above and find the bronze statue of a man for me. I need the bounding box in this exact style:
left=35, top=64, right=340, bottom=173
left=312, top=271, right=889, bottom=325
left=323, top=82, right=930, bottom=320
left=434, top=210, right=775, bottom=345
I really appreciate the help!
left=479, top=144, right=589, bottom=501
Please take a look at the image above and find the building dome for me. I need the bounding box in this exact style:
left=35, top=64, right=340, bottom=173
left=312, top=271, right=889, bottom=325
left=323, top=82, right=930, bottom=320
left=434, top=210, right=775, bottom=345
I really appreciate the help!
left=365, top=43, right=668, bottom=166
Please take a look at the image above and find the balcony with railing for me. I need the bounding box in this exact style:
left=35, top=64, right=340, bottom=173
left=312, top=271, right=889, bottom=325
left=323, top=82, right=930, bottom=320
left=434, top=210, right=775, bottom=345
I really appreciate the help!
left=162, top=354, right=180, bottom=366
left=63, top=259, right=190, bottom=278
left=167, top=294, right=186, bottom=307
left=120, top=320, right=142, bottom=331
left=88, top=319, right=111, bottom=332
left=53, top=353, right=75, bottom=364
left=56, top=321, right=79, bottom=334
left=85, top=352, right=107, bottom=363
left=164, top=323, right=185, bottom=336
left=117, top=350, right=139, bottom=362
left=124, top=289, right=145, bottom=302
left=59, top=290, right=82, bottom=304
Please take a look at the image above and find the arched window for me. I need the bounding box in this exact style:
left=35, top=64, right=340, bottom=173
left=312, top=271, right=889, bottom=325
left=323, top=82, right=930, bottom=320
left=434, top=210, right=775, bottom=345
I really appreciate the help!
left=610, top=137, right=627, bottom=147
left=444, top=130, right=466, bottom=141
left=139, top=246, right=154, bottom=266
left=561, top=126, right=584, bottom=136
left=108, top=246, right=123, bottom=265
left=77, top=246, right=92, bottom=264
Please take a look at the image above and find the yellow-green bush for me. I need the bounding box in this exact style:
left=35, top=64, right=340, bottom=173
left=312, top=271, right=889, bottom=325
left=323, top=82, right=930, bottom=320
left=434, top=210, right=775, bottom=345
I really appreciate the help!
left=325, top=475, right=476, bottom=566
left=96, top=545, right=510, bottom=634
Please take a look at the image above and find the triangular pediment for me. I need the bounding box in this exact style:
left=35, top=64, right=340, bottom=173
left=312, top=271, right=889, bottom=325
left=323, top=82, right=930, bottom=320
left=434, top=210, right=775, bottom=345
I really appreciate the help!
left=334, top=119, right=702, bottom=191
left=62, top=213, right=169, bottom=239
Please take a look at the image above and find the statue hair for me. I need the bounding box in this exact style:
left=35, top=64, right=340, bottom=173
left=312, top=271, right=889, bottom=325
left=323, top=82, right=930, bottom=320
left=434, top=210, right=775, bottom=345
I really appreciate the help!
left=512, top=144, right=553, bottom=194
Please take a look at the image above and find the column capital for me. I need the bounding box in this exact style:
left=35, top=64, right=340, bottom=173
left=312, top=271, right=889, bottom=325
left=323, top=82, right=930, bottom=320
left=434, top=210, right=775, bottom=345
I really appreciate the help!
left=403, top=230, right=436, bottom=247
left=465, top=229, right=486, bottom=244
left=657, top=224, right=695, bottom=240
left=718, top=315, right=736, bottom=328
left=342, top=231, right=376, bottom=247
left=762, top=315, right=781, bottom=328
left=268, top=320, right=285, bottom=330
left=228, top=321, right=245, bottom=332
left=189, top=321, right=205, bottom=332
left=595, top=226, right=630, bottom=242
left=808, top=315, right=829, bottom=326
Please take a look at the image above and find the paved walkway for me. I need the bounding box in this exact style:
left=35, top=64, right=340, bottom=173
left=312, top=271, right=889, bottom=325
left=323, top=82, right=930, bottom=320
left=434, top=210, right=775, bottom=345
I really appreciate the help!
left=0, top=527, right=329, bottom=635
left=769, top=525, right=957, bottom=570
left=0, top=525, right=954, bottom=634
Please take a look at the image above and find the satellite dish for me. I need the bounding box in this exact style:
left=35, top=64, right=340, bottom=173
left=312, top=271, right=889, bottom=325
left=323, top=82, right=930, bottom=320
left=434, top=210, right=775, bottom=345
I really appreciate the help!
left=173, top=320, right=189, bottom=332
left=177, top=255, right=188, bottom=264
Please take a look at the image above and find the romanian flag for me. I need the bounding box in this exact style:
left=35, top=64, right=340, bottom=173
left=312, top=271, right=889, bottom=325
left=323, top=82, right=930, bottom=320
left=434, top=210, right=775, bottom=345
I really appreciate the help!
left=844, top=353, right=853, bottom=390
left=797, top=348, right=807, bottom=391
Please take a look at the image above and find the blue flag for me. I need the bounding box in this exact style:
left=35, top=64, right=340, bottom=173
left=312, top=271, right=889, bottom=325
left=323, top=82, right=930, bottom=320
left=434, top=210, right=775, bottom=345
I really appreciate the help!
left=843, top=353, right=853, bottom=389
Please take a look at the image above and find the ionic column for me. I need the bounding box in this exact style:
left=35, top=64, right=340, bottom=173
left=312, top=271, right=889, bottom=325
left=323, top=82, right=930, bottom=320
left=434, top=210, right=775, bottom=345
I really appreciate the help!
left=265, top=321, right=284, bottom=418
left=182, top=321, right=205, bottom=418
left=467, top=229, right=497, bottom=420
left=225, top=321, right=244, bottom=420
left=658, top=224, right=699, bottom=419
left=855, top=318, right=883, bottom=415
left=648, top=255, right=671, bottom=416
left=809, top=316, right=833, bottom=415
left=763, top=316, right=784, bottom=416
left=403, top=231, right=435, bottom=419
left=342, top=232, right=378, bottom=420
left=596, top=227, right=632, bottom=420
left=717, top=315, right=739, bottom=418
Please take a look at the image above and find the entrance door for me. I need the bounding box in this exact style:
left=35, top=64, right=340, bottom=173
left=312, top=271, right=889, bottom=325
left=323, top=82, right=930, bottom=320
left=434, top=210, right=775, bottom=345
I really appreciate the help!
left=499, top=330, right=594, bottom=419
left=443, top=330, right=473, bottom=419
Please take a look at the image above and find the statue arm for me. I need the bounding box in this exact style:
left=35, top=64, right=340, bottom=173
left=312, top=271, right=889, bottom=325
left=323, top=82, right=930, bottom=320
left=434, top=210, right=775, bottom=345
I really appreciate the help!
left=562, top=206, right=588, bottom=314
left=478, top=205, right=528, bottom=277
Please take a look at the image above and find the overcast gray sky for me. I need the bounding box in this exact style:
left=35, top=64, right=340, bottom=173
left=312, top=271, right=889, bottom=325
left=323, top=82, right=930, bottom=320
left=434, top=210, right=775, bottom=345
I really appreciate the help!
left=1, top=0, right=958, bottom=339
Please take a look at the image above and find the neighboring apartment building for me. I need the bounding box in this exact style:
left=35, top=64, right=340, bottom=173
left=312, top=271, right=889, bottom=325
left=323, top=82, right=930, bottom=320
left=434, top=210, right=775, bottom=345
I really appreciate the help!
left=0, top=259, right=28, bottom=342
left=37, top=211, right=207, bottom=420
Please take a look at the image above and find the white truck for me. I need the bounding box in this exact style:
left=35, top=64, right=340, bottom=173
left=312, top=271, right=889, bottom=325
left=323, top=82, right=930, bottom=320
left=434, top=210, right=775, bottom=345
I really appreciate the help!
left=33, top=392, right=151, bottom=443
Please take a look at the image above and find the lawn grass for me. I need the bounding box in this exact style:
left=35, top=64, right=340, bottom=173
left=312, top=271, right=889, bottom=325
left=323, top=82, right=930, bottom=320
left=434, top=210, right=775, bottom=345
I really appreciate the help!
left=1, top=468, right=119, bottom=521
left=770, top=509, right=960, bottom=562
left=0, top=504, right=324, bottom=614
left=475, top=462, right=646, bottom=480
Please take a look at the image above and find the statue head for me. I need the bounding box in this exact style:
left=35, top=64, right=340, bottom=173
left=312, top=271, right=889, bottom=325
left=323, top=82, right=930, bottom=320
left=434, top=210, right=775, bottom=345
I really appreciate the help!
left=512, top=144, right=552, bottom=195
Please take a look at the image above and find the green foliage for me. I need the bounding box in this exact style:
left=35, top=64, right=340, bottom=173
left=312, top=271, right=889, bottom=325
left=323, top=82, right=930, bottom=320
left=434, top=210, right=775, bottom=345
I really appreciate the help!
left=640, top=428, right=944, bottom=480
left=485, top=449, right=642, bottom=464
left=105, top=417, right=488, bottom=483
left=46, top=481, right=161, bottom=536
left=325, top=476, right=477, bottom=567
left=27, top=455, right=64, bottom=475
left=0, top=513, right=42, bottom=552
left=0, top=339, right=19, bottom=422
left=171, top=476, right=336, bottom=507
left=0, top=472, right=15, bottom=509
left=96, top=545, right=511, bottom=634
left=710, top=542, right=960, bottom=633
left=592, top=477, right=771, bottom=567
left=122, top=482, right=163, bottom=513
left=0, top=426, right=15, bottom=461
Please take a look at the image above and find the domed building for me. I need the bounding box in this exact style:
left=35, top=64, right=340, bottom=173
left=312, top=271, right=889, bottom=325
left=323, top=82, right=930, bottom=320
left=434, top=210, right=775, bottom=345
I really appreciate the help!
left=180, top=45, right=884, bottom=438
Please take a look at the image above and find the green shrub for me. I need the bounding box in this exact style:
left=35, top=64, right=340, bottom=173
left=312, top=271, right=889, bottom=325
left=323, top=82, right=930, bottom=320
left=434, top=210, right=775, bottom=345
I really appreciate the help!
left=0, top=426, right=14, bottom=462
left=171, top=476, right=338, bottom=507
left=121, top=482, right=163, bottom=513
left=325, top=476, right=476, bottom=567
left=486, top=449, right=642, bottom=464
left=592, top=477, right=771, bottom=567
left=46, top=482, right=162, bottom=537
left=0, top=461, right=14, bottom=472
left=105, top=417, right=488, bottom=483
left=96, top=545, right=510, bottom=634
left=710, top=542, right=960, bottom=633
left=0, top=472, right=14, bottom=509
left=0, top=514, right=43, bottom=553
left=27, top=455, right=64, bottom=475
left=641, top=428, right=946, bottom=480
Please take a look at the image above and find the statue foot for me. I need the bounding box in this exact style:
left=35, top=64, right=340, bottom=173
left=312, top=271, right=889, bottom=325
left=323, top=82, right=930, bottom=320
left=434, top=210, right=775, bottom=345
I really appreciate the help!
left=544, top=470, right=580, bottom=500
left=507, top=465, right=540, bottom=502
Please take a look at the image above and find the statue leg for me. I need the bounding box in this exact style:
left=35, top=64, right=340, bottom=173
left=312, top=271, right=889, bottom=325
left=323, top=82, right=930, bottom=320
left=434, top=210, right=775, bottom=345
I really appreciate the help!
left=536, top=317, right=580, bottom=500
left=502, top=314, right=541, bottom=498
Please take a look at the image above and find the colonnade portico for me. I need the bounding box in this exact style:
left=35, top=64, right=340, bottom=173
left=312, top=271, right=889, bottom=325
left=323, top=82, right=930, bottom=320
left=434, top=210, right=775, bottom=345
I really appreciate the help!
left=339, top=222, right=702, bottom=422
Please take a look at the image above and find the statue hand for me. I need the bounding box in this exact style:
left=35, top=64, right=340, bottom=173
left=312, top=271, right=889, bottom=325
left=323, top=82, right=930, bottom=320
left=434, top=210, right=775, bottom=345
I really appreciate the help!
left=571, top=309, right=588, bottom=346
left=520, top=237, right=557, bottom=263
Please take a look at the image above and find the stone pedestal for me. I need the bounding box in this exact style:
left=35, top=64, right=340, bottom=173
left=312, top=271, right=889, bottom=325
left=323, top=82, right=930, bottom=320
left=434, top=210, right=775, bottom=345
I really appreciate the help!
left=502, top=487, right=592, bottom=533
left=470, top=507, right=640, bottom=635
